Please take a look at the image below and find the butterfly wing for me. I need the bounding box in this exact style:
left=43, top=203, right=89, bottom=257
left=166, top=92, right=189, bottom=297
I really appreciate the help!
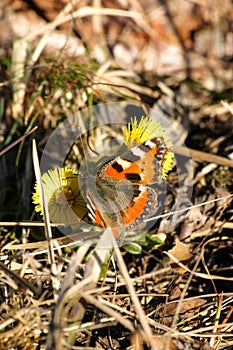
left=86, top=178, right=158, bottom=231
left=98, top=137, right=169, bottom=185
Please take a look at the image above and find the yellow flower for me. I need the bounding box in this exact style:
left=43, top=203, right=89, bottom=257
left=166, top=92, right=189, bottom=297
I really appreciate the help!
left=161, top=151, right=174, bottom=179
left=123, top=116, right=174, bottom=179
left=32, top=167, right=88, bottom=224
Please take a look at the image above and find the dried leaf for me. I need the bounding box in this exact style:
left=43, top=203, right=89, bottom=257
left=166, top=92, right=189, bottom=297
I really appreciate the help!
left=164, top=298, right=206, bottom=318
left=161, top=298, right=206, bottom=327
left=168, top=238, right=192, bottom=274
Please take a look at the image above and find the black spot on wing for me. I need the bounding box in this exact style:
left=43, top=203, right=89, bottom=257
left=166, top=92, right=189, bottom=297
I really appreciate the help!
left=112, top=162, right=124, bottom=173
left=133, top=186, right=141, bottom=197
left=126, top=173, right=142, bottom=182
left=139, top=143, right=150, bottom=152
left=122, top=150, right=140, bottom=163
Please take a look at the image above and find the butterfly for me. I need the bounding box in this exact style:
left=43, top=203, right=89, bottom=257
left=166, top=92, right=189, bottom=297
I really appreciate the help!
left=83, top=135, right=173, bottom=232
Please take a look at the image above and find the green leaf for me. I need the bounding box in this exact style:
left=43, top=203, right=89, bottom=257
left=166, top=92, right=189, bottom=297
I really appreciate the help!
left=123, top=242, right=142, bottom=254
left=0, top=57, right=11, bottom=66
left=148, top=234, right=164, bottom=244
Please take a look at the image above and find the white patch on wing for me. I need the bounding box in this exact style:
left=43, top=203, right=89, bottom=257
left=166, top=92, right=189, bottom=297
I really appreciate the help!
left=130, top=147, right=146, bottom=158
left=145, top=140, right=155, bottom=148
left=115, top=158, right=133, bottom=169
